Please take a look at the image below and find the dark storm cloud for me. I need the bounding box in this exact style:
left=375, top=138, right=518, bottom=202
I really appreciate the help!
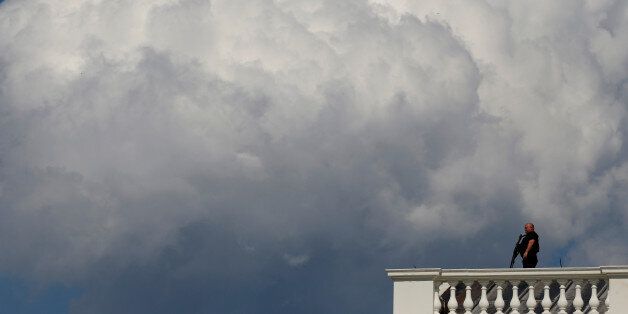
left=0, top=0, right=627, bottom=313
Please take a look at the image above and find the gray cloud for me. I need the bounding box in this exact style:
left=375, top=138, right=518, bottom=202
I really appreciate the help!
left=0, top=0, right=627, bottom=312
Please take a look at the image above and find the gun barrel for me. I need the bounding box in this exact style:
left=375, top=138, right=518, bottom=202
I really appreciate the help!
left=509, top=234, right=524, bottom=268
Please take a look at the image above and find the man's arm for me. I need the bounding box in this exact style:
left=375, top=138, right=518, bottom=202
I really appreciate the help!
left=523, top=239, right=535, bottom=259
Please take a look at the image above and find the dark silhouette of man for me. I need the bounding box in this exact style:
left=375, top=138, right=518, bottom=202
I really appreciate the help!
left=520, top=223, right=540, bottom=268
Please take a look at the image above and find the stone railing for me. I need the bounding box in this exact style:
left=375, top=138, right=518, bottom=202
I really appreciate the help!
left=386, top=266, right=628, bottom=314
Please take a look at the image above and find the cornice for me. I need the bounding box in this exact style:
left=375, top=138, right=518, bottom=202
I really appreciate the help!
left=386, top=266, right=628, bottom=282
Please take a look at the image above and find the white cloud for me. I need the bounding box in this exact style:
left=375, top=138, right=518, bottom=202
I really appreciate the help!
left=0, top=0, right=626, bottom=312
left=283, top=253, right=310, bottom=267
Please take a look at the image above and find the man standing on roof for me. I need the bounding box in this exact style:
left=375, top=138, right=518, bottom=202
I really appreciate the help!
left=520, top=223, right=540, bottom=268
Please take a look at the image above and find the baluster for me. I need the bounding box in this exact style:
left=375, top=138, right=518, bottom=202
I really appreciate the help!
left=541, top=281, right=551, bottom=314
left=526, top=283, right=537, bottom=314
left=557, top=280, right=568, bottom=314
left=589, top=283, right=600, bottom=314
left=478, top=281, right=489, bottom=314
left=463, top=281, right=473, bottom=314
left=605, top=292, right=610, bottom=312
left=573, top=282, right=584, bottom=314
left=494, top=281, right=505, bottom=314
left=510, top=282, right=521, bottom=314
left=448, top=282, right=458, bottom=314
left=433, top=289, right=441, bottom=314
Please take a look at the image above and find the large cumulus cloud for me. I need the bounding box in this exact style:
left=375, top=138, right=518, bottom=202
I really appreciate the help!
left=0, top=0, right=626, bottom=313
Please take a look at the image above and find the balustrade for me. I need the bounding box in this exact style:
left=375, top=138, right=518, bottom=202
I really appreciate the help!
left=438, top=279, right=606, bottom=313
left=387, top=266, right=628, bottom=314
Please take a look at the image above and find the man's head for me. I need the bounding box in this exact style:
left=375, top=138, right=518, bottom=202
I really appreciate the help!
left=524, top=223, right=535, bottom=234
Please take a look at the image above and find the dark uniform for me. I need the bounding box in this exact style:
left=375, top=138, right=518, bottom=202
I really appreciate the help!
left=520, top=231, right=539, bottom=268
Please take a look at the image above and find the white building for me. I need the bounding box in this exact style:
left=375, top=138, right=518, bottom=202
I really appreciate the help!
left=387, top=266, right=628, bottom=313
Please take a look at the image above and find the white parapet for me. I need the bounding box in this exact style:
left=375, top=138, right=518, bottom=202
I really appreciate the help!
left=602, top=266, right=628, bottom=312
left=389, top=269, right=441, bottom=314
left=386, top=266, right=628, bottom=314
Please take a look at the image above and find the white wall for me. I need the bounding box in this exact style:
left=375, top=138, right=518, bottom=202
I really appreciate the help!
left=393, top=280, right=434, bottom=314
left=608, top=278, right=628, bottom=313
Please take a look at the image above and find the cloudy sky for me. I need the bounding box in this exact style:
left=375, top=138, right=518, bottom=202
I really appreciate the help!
left=0, top=0, right=627, bottom=312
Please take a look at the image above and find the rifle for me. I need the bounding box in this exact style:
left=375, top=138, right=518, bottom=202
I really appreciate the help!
left=509, top=234, right=524, bottom=268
